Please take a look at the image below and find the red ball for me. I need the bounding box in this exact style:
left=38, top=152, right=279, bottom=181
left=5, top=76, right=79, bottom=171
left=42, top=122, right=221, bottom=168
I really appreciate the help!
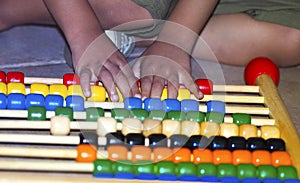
left=244, top=57, right=280, bottom=85
left=195, top=79, right=213, bottom=95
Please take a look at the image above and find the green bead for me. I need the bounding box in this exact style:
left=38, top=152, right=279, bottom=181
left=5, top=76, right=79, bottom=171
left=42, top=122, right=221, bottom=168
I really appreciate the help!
left=167, top=111, right=186, bottom=121
left=148, top=110, right=166, bottom=121
left=217, top=164, right=237, bottom=178
left=175, top=162, right=197, bottom=177
left=93, top=159, right=113, bottom=175
left=86, top=107, right=104, bottom=121
left=134, top=160, right=154, bottom=175
left=205, top=112, right=224, bottom=123
left=232, top=113, right=251, bottom=126
left=27, top=106, right=46, bottom=121
left=113, top=160, right=134, bottom=174
left=186, top=111, right=205, bottom=123
left=55, top=107, right=74, bottom=121
left=257, top=165, right=277, bottom=180
left=155, top=161, right=176, bottom=176
left=277, top=166, right=298, bottom=180
left=130, top=109, right=149, bottom=121
left=237, top=164, right=257, bottom=179
left=111, top=108, right=130, bottom=122
left=197, top=163, right=217, bottom=177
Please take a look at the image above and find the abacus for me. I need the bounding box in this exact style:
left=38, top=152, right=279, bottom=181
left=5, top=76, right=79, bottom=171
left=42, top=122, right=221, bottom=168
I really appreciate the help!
left=0, top=57, right=299, bottom=183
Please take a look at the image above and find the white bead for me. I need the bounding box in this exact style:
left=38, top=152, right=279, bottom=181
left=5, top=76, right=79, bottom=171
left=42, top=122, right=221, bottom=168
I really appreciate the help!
left=50, top=116, right=70, bottom=136
left=122, top=118, right=142, bottom=135
left=97, top=117, right=117, bottom=137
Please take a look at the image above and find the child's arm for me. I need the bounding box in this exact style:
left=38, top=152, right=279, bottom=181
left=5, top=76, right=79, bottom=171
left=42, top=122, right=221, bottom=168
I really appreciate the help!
left=43, top=0, right=140, bottom=101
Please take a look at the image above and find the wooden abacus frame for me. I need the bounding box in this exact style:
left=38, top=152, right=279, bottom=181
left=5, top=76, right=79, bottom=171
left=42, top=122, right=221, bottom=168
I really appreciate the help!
left=0, top=73, right=299, bottom=183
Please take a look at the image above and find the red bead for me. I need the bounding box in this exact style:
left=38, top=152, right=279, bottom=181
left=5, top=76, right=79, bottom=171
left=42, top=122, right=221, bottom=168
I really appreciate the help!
left=7, top=72, right=24, bottom=83
left=244, top=57, right=280, bottom=86
left=63, top=73, right=80, bottom=86
left=195, top=79, right=213, bottom=95
left=0, top=71, right=6, bottom=83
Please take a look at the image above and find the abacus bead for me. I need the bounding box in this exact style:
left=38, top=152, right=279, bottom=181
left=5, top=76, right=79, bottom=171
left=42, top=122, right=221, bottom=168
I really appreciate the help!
left=148, top=134, right=168, bottom=148
left=131, top=146, right=152, bottom=162
left=7, top=82, right=25, bottom=94
left=266, top=138, right=286, bottom=152
left=197, top=163, right=217, bottom=178
left=186, top=111, right=205, bottom=122
left=195, top=79, right=213, bottom=95
left=247, top=137, right=267, bottom=151
left=277, top=166, right=298, bottom=180
left=162, top=99, right=181, bottom=112
left=162, top=120, right=181, bottom=138
left=107, top=145, right=128, bottom=161
left=220, top=123, right=239, bottom=138
left=55, top=107, right=74, bottom=121
left=172, top=147, right=191, bottom=163
left=125, top=133, right=145, bottom=146
left=200, top=122, right=220, bottom=137
left=252, top=150, right=272, bottom=166
left=30, top=83, right=49, bottom=97
left=143, top=119, right=162, bottom=137
left=206, top=100, right=225, bottom=115
left=93, top=159, right=113, bottom=177
left=232, top=113, right=251, bottom=126
left=143, top=98, right=163, bottom=111
left=97, top=117, right=117, bottom=137
left=25, top=93, right=45, bottom=109
left=260, top=125, right=280, bottom=139
left=0, top=82, right=7, bottom=94
left=186, top=135, right=210, bottom=150
left=50, top=116, right=70, bottom=136
left=239, top=124, right=258, bottom=139
left=232, top=150, right=252, bottom=165
left=236, top=164, right=257, bottom=179
left=7, top=93, right=26, bottom=110
left=177, top=88, right=191, bottom=101
left=113, top=160, right=134, bottom=179
left=271, top=151, right=292, bottom=167
left=209, top=136, right=228, bottom=150
left=65, top=95, right=85, bottom=111
left=257, top=165, right=277, bottom=180
left=152, top=147, right=173, bottom=162
left=79, top=131, right=98, bottom=147
left=148, top=110, right=166, bottom=121
left=76, top=144, right=97, bottom=162
left=155, top=161, right=177, bottom=180
left=181, top=99, right=199, bottom=113
left=205, top=112, right=224, bottom=124
left=121, top=118, right=142, bottom=135
left=129, top=109, right=148, bottom=121
left=193, top=149, right=213, bottom=164
left=49, top=84, right=67, bottom=99
left=167, top=111, right=185, bottom=121
left=169, top=134, right=189, bottom=148
left=217, top=164, right=237, bottom=178
left=0, top=71, right=6, bottom=83
left=45, top=94, right=64, bottom=111
left=86, top=107, right=105, bottom=121
left=0, top=93, right=6, bottom=109
left=67, top=85, right=85, bottom=99
left=134, top=160, right=156, bottom=180
left=228, top=136, right=247, bottom=150
left=87, top=85, right=106, bottom=102
left=7, top=71, right=24, bottom=83
left=111, top=108, right=130, bottom=122
left=213, top=149, right=232, bottom=164
left=28, top=106, right=46, bottom=121
left=105, top=132, right=125, bottom=146
left=176, top=162, right=198, bottom=181
left=63, top=73, right=80, bottom=86
left=181, top=121, right=200, bottom=137
left=124, top=97, right=142, bottom=110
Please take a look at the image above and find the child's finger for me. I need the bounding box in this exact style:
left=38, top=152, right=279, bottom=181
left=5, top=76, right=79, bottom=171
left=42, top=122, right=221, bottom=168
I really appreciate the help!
left=182, top=75, right=203, bottom=99
left=140, top=75, right=153, bottom=99
left=150, top=76, right=165, bottom=98
left=79, top=68, right=92, bottom=98
left=97, top=67, right=119, bottom=102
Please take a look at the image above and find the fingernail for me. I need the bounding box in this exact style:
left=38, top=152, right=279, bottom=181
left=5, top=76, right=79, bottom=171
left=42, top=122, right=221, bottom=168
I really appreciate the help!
left=110, top=94, right=119, bottom=102
left=134, top=93, right=141, bottom=98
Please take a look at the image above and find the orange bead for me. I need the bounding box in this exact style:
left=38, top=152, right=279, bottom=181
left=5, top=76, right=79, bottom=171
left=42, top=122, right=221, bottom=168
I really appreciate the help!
left=131, top=146, right=152, bottom=162
left=252, top=150, right=272, bottom=166
left=107, top=145, right=128, bottom=161
left=192, top=149, right=213, bottom=164
left=76, top=144, right=97, bottom=162
left=271, top=151, right=292, bottom=167
left=212, top=149, right=232, bottom=165
left=172, top=147, right=191, bottom=163
left=232, top=150, right=252, bottom=165
left=153, top=147, right=173, bottom=162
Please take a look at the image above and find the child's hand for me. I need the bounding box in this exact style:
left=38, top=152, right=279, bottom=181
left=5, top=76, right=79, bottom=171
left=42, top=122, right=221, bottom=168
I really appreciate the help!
left=73, top=33, right=140, bottom=102
left=133, top=41, right=203, bottom=99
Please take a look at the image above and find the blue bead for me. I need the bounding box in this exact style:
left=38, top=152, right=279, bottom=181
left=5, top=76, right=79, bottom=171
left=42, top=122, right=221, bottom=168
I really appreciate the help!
left=206, top=100, right=225, bottom=115
left=124, top=97, right=142, bottom=110
left=0, top=93, right=6, bottom=109
left=136, top=173, right=156, bottom=180
left=45, top=94, right=64, bottom=111
left=283, top=179, right=300, bottom=183
left=7, top=93, right=26, bottom=110
left=241, top=178, right=261, bottom=183
left=114, top=173, right=135, bottom=179
left=157, top=174, right=177, bottom=181
left=66, top=95, right=85, bottom=111
left=93, top=173, right=114, bottom=178
left=179, top=175, right=199, bottom=181
left=25, top=93, right=45, bottom=109
left=221, top=177, right=240, bottom=183
left=143, top=98, right=163, bottom=111
left=263, top=178, right=281, bottom=183
left=199, top=175, right=219, bottom=182
left=162, top=99, right=180, bottom=112
left=181, top=99, right=199, bottom=113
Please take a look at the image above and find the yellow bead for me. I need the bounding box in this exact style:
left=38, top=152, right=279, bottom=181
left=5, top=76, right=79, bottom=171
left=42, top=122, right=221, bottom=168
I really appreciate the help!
left=260, top=125, right=280, bottom=139
left=143, top=119, right=162, bottom=137
left=67, top=84, right=85, bottom=99
left=122, top=118, right=142, bottom=135
left=7, top=82, right=26, bottom=95
left=0, top=82, right=7, bottom=94
left=49, top=84, right=67, bottom=99
left=160, top=87, right=168, bottom=100
left=239, top=124, right=258, bottom=139
left=30, top=83, right=49, bottom=97
left=162, top=119, right=180, bottom=137
left=181, top=120, right=200, bottom=137
left=220, top=123, right=239, bottom=138
left=177, top=88, right=191, bottom=101
left=87, top=86, right=106, bottom=102
left=200, top=122, right=220, bottom=137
